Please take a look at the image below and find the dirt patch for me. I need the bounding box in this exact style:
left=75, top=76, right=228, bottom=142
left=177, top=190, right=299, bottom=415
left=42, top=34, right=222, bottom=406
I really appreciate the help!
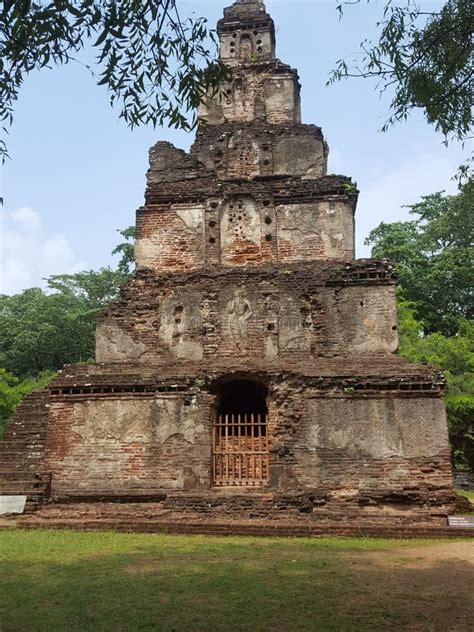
left=361, top=540, right=474, bottom=569
left=345, top=541, right=474, bottom=632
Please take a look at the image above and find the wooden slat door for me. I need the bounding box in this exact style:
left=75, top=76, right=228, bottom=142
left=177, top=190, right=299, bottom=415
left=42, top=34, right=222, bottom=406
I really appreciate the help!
left=212, top=413, right=268, bottom=487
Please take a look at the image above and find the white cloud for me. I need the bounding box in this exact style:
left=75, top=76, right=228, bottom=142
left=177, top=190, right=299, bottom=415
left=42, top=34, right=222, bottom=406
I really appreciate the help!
left=0, top=207, right=86, bottom=294
left=356, top=151, right=460, bottom=257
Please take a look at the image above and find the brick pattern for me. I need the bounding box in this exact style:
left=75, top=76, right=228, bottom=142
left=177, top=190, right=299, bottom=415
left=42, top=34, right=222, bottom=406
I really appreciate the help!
left=96, top=262, right=398, bottom=364
left=5, top=500, right=472, bottom=539
left=0, top=0, right=457, bottom=532
left=0, top=391, right=51, bottom=510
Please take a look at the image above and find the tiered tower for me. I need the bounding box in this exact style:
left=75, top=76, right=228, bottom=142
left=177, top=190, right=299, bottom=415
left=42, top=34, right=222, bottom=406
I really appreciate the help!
left=0, top=0, right=454, bottom=527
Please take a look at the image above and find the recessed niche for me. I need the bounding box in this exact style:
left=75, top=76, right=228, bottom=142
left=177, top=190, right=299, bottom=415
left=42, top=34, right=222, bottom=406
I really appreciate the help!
left=210, top=202, right=218, bottom=209
left=209, top=220, right=216, bottom=227
left=263, top=200, right=270, bottom=207
left=265, top=234, right=272, bottom=242
left=209, top=237, right=216, bottom=244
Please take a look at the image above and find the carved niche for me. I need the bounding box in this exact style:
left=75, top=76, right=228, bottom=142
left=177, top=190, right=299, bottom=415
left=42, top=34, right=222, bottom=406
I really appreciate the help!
left=220, top=195, right=262, bottom=265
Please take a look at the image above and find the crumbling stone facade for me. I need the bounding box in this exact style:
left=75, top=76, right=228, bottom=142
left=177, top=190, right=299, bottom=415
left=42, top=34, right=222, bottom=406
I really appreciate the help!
left=0, top=0, right=455, bottom=526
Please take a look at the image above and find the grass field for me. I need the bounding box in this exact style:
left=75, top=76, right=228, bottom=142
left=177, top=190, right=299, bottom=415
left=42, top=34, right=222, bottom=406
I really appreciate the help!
left=457, top=489, right=474, bottom=501
left=0, top=530, right=472, bottom=631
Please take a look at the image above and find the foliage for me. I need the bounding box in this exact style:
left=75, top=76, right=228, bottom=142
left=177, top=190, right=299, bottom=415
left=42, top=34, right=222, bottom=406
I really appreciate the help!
left=0, top=267, right=126, bottom=378
left=0, top=0, right=228, bottom=160
left=397, top=299, right=474, bottom=471
left=47, top=266, right=128, bottom=308
left=329, top=0, right=473, bottom=159
left=366, top=181, right=474, bottom=335
left=111, top=226, right=136, bottom=276
left=0, top=233, right=133, bottom=432
left=0, top=368, right=55, bottom=436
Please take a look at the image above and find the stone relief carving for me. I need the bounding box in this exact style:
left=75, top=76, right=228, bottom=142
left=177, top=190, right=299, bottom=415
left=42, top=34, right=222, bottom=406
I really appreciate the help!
left=226, top=288, right=253, bottom=351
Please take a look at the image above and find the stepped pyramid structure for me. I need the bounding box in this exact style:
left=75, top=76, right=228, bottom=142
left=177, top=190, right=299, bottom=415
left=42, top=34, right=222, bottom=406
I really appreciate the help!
left=1, top=0, right=456, bottom=531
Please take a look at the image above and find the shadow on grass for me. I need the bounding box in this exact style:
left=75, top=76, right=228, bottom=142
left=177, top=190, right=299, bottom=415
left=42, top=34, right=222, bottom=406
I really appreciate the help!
left=0, top=531, right=472, bottom=631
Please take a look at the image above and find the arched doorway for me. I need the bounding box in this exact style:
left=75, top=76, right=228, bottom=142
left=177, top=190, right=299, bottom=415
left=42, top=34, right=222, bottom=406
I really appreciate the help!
left=212, top=380, right=269, bottom=487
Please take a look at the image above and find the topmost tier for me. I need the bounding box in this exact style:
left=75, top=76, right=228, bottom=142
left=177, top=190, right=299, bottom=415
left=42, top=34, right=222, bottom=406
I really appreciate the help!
left=199, top=0, right=301, bottom=126
left=217, top=0, right=276, bottom=66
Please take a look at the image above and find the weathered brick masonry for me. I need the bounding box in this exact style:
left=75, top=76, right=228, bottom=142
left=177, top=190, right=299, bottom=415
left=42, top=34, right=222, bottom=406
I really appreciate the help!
left=0, top=0, right=455, bottom=527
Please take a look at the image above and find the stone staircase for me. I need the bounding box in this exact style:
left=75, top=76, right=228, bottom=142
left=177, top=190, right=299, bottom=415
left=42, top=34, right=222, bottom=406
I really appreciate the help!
left=2, top=500, right=473, bottom=538
left=0, top=390, right=51, bottom=511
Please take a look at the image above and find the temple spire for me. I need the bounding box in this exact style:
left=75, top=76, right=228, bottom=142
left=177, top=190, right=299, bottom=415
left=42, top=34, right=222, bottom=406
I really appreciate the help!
left=218, top=0, right=275, bottom=65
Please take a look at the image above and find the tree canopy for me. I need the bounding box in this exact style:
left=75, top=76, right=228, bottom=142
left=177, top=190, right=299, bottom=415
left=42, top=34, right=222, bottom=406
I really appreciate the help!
left=397, top=300, right=473, bottom=471
left=329, top=0, right=473, bottom=163
left=365, top=179, right=474, bottom=335
left=0, top=267, right=126, bottom=378
left=0, top=0, right=227, bottom=160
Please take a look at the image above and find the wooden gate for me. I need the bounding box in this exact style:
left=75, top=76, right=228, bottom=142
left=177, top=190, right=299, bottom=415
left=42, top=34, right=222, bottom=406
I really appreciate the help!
left=212, top=413, right=268, bottom=487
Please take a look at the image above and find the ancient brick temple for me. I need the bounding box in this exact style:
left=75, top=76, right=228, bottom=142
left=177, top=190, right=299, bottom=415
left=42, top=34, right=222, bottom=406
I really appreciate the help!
left=1, top=0, right=456, bottom=531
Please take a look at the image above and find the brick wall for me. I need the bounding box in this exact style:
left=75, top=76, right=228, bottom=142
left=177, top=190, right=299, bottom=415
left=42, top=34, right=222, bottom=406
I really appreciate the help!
left=96, top=262, right=397, bottom=364
left=42, top=378, right=454, bottom=515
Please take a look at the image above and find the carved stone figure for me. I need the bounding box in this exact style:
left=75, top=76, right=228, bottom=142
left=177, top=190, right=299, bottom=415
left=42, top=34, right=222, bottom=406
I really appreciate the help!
left=226, top=288, right=253, bottom=350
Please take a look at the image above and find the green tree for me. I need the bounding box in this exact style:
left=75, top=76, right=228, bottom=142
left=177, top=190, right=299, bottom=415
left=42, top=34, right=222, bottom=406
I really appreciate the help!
left=0, top=267, right=125, bottom=377
left=1, top=0, right=227, bottom=160
left=329, top=0, right=473, bottom=171
left=47, top=266, right=128, bottom=308
left=365, top=180, right=474, bottom=335
left=397, top=300, right=474, bottom=470
left=0, top=368, right=55, bottom=436
left=111, top=226, right=136, bottom=276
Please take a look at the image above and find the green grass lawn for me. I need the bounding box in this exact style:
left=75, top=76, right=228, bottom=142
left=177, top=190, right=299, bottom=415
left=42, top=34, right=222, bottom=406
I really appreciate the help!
left=0, top=530, right=472, bottom=631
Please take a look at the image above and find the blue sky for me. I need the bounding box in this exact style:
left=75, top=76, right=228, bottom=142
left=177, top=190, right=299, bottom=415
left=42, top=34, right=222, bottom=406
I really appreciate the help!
left=0, top=0, right=468, bottom=294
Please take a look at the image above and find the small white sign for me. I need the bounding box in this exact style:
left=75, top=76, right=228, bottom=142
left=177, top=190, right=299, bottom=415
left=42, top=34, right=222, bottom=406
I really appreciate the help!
left=448, top=515, right=474, bottom=528
left=0, top=495, right=27, bottom=515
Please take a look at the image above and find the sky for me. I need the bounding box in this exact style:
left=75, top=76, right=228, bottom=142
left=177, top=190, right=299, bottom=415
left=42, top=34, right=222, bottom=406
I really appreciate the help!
left=0, top=0, right=468, bottom=295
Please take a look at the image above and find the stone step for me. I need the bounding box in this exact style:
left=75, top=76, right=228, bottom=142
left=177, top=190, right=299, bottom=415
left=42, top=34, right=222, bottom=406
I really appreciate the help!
left=5, top=515, right=474, bottom=538
left=3, top=430, right=46, bottom=437
left=0, top=451, right=46, bottom=459
left=0, top=440, right=45, bottom=449
left=0, top=463, right=45, bottom=472
left=0, top=472, right=47, bottom=482
left=0, top=488, right=46, bottom=496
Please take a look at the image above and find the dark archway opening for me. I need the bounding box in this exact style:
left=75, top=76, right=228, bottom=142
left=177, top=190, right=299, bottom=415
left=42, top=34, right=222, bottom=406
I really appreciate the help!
left=217, top=379, right=267, bottom=418
left=212, top=380, right=269, bottom=487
